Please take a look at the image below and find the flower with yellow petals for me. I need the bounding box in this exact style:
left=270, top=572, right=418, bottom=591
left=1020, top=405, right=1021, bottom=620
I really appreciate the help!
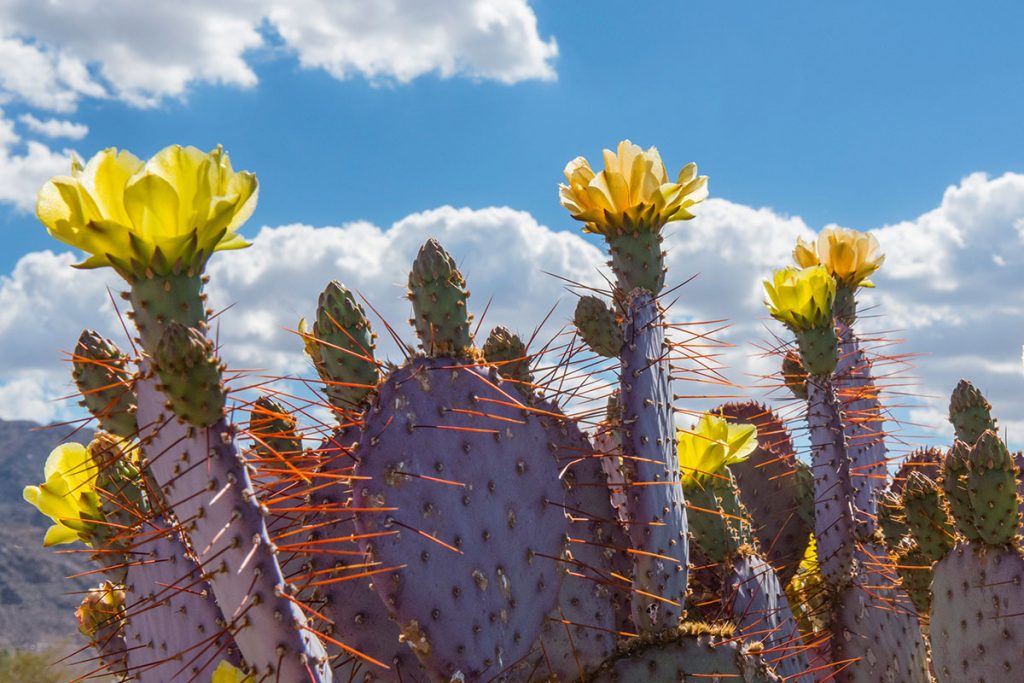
left=559, top=140, right=707, bottom=236
left=792, top=227, right=885, bottom=289
left=36, top=145, right=257, bottom=281
left=212, top=660, right=255, bottom=683
left=23, top=443, right=102, bottom=547
left=763, top=266, right=836, bottom=333
left=678, top=413, right=758, bottom=487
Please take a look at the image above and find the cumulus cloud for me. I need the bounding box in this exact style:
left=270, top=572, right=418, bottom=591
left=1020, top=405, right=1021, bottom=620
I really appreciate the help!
left=1, top=176, right=1022, bottom=447
left=17, top=114, right=89, bottom=140
left=0, top=0, right=557, bottom=111
left=0, top=110, right=74, bottom=211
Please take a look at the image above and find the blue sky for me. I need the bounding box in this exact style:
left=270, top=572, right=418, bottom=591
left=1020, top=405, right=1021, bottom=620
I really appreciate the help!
left=0, top=1, right=1022, bottom=444
left=5, top=2, right=1024, bottom=265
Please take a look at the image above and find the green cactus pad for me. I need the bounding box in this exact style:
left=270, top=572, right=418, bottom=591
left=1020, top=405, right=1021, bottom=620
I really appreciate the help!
left=248, top=396, right=301, bottom=462
left=580, top=629, right=782, bottom=682
left=781, top=349, right=808, bottom=400
left=407, top=238, right=472, bottom=357
left=877, top=488, right=909, bottom=550
left=313, top=280, right=380, bottom=410
left=127, top=271, right=207, bottom=351
left=893, top=540, right=933, bottom=614
left=574, top=295, right=623, bottom=358
left=72, top=330, right=137, bottom=438
left=903, top=471, right=955, bottom=562
left=153, top=321, right=225, bottom=427
left=890, top=447, right=942, bottom=497
left=793, top=324, right=839, bottom=377
left=942, top=440, right=984, bottom=542
left=793, top=461, right=815, bottom=530
left=832, top=283, right=857, bottom=326
left=685, top=484, right=737, bottom=564
left=606, top=230, right=667, bottom=295
left=966, top=430, right=1021, bottom=545
left=481, top=326, right=533, bottom=391
left=948, top=379, right=997, bottom=445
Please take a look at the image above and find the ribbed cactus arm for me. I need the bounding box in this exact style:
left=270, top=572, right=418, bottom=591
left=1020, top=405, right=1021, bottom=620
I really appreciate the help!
left=834, top=323, right=886, bottom=527
left=135, top=375, right=332, bottom=682
left=805, top=378, right=857, bottom=588
left=619, top=290, right=688, bottom=631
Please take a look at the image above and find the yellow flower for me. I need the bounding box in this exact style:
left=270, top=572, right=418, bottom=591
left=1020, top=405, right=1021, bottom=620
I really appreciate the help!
left=559, top=140, right=707, bottom=235
left=792, top=227, right=885, bottom=289
left=37, top=145, right=257, bottom=281
left=22, top=443, right=101, bottom=547
left=212, top=660, right=254, bottom=683
left=763, top=265, right=836, bottom=332
left=678, top=413, right=758, bottom=487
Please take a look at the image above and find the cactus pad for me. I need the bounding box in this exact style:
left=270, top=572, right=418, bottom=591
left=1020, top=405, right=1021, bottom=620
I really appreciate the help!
left=804, top=378, right=856, bottom=587
left=153, top=321, right=225, bottom=427
left=835, top=324, right=886, bottom=525
left=135, top=375, right=332, bottom=681
left=606, top=230, right=666, bottom=295
left=781, top=349, right=808, bottom=401
left=574, top=295, right=623, bottom=358
left=931, top=544, right=1024, bottom=682
left=528, top=404, right=632, bottom=681
left=407, top=239, right=472, bottom=357
left=726, top=554, right=811, bottom=682
left=948, top=379, right=997, bottom=445
left=619, top=290, right=687, bottom=631
left=352, top=357, right=568, bottom=680
left=313, top=280, right=380, bottom=410
left=482, top=326, right=534, bottom=392
left=123, top=521, right=239, bottom=682
left=942, top=440, right=983, bottom=542
left=72, top=330, right=138, bottom=438
left=903, top=471, right=955, bottom=561
left=582, top=629, right=782, bottom=683
left=966, top=431, right=1021, bottom=545
left=830, top=545, right=931, bottom=683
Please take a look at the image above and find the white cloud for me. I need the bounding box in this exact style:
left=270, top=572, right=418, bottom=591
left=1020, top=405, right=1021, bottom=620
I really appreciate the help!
left=265, top=0, right=557, bottom=84
left=0, top=110, right=74, bottom=211
left=0, top=1, right=557, bottom=111
left=0, top=36, right=105, bottom=112
left=17, top=113, right=88, bottom=140
left=1, top=176, right=1022, bottom=453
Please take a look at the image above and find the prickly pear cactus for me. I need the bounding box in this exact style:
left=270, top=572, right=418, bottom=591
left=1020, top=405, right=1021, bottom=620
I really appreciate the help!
left=930, top=423, right=1024, bottom=682
left=350, top=240, right=575, bottom=680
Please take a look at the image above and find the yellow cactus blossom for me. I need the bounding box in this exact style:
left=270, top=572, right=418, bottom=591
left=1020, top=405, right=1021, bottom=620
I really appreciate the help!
left=36, top=144, right=257, bottom=281
left=212, top=660, right=255, bottom=683
left=678, top=413, right=758, bottom=487
left=559, top=139, right=708, bottom=235
left=763, top=265, right=837, bottom=332
left=22, top=443, right=101, bottom=547
left=792, top=227, right=885, bottom=289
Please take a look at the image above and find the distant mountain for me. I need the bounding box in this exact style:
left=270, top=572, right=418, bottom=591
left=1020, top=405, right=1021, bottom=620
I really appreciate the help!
left=0, top=418, right=95, bottom=649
